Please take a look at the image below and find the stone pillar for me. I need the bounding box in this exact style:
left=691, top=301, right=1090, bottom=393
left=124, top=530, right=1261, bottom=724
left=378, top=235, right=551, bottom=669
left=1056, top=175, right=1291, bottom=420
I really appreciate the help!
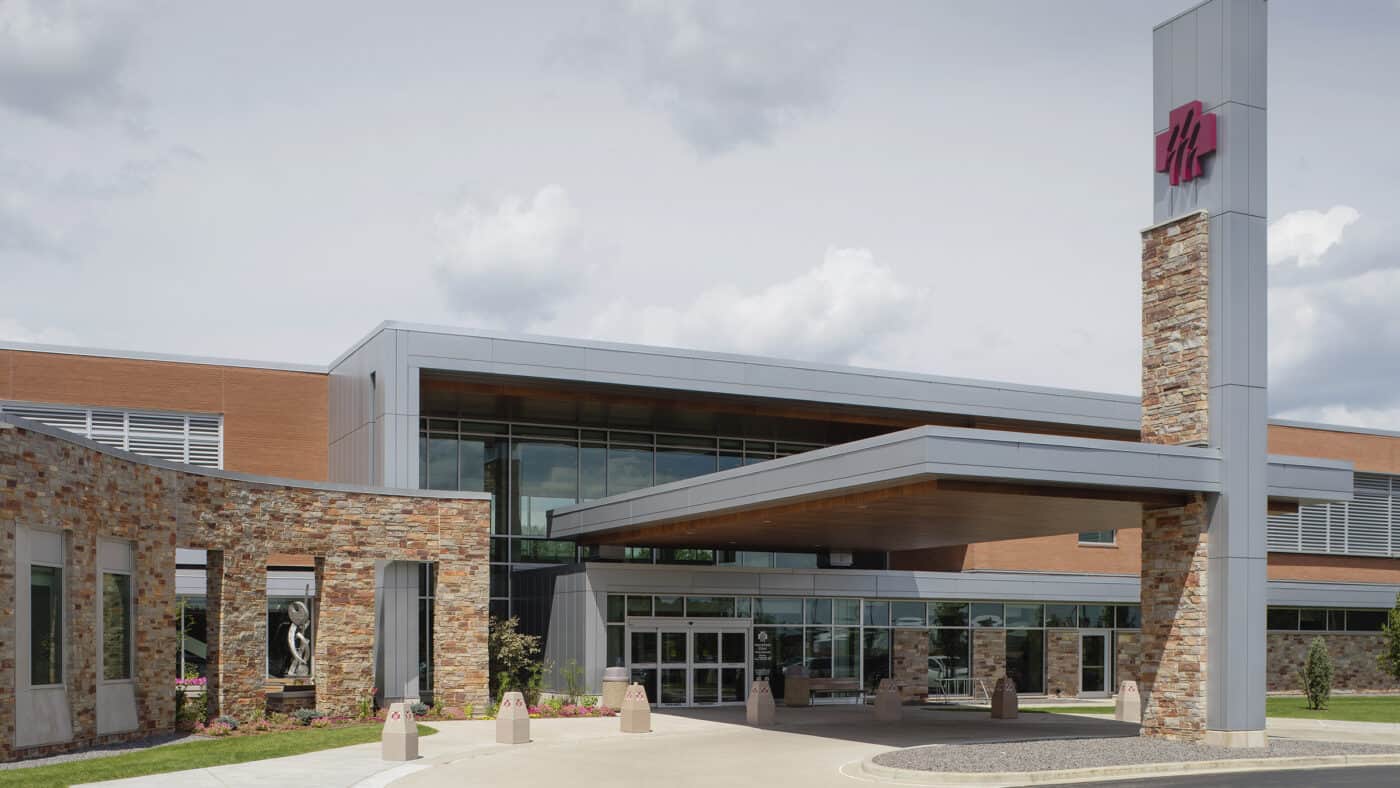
left=1139, top=498, right=1209, bottom=739
left=134, top=525, right=177, bottom=733
left=972, top=629, right=1006, bottom=691
left=434, top=556, right=490, bottom=712
left=1046, top=630, right=1080, bottom=698
left=313, top=555, right=377, bottom=719
left=892, top=629, right=929, bottom=701
left=204, top=549, right=267, bottom=722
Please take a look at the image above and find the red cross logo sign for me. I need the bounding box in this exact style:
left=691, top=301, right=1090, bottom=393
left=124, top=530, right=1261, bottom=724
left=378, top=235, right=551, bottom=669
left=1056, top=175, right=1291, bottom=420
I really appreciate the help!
left=1155, top=100, right=1218, bottom=186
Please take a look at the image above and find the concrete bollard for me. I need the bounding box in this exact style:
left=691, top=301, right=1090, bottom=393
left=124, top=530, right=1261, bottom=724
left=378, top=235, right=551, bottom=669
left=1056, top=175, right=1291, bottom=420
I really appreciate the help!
left=783, top=665, right=811, bottom=707
left=381, top=701, right=419, bottom=761
left=620, top=682, right=651, bottom=733
left=601, top=666, right=629, bottom=712
left=873, top=678, right=902, bottom=722
left=496, top=691, right=530, bottom=744
left=1115, top=680, right=1142, bottom=723
left=991, top=677, right=1018, bottom=719
left=746, top=680, right=776, bottom=726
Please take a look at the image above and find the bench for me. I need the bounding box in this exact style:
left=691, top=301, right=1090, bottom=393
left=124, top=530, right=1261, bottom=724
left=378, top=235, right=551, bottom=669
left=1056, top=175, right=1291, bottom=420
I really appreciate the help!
left=806, top=677, right=864, bottom=703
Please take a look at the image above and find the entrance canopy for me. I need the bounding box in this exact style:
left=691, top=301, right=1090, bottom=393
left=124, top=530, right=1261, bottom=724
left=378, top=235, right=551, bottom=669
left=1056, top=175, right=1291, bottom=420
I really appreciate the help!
left=548, top=426, right=1352, bottom=552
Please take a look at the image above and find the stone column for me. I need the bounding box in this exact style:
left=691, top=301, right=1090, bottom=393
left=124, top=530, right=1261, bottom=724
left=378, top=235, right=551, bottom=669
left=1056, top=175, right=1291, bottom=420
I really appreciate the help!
left=434, top=556, right=490, bottom=711
left=972, top=629, right=1006, bottom=691
left=134, top=524, right=177, bottom=733
left=1046, top=630, right=1080, bottom=698
left=892, top=629, right=929, bottom=701
left=313, top=555, right=377, bottom=718
left=1139, top=498, right=1209, bottom=738
left=204, top=549, right=267, bottom=722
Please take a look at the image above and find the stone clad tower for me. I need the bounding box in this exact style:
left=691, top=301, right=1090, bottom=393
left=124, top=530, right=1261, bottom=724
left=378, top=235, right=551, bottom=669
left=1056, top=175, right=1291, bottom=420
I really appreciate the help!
left=1139, top=0, right=1268, bottom=747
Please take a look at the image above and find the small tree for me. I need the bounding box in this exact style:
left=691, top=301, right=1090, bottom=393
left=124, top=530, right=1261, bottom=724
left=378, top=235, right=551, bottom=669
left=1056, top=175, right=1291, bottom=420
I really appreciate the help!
left=488, top=616, right=542, bottom=703
left=1301, top=636, right=1334, bottom=711
left=1378, top=592, right=1400, bottom=681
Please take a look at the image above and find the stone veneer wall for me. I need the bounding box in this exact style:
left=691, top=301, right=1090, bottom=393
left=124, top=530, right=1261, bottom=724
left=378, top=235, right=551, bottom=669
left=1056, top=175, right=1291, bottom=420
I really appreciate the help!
left=1266, top=633, right=1400, bottom=694
left=0, top=420, right=490, bottom=762
left=1138, top=497, right=1209, bottom=739
left=973, top=629, right=1006, bottom=689
left=1141, top=211, right=1210, bottom=446
left=1137, top=212, right=1212, bottom=741
left=892, top=629, right=929, bottom=701
left=1116, top=632, right=1142, bottom=690
left=1046, top=630, right=1080, bottom=698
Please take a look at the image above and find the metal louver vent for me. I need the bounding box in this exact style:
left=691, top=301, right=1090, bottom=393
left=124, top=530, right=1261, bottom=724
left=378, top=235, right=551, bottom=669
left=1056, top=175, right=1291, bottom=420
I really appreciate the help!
left=1268, top=470, right=1399, bottom=558
left=1, top=401, right=224, bottom=470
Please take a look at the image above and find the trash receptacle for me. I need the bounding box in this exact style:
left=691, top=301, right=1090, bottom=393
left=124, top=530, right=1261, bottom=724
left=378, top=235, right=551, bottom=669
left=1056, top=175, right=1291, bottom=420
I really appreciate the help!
left=602, top=666, right=628, bottom=711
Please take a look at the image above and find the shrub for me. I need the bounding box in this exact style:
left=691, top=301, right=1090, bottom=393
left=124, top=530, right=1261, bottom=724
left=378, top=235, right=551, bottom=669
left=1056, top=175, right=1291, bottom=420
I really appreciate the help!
left=293, top=708, right=327, bottom=726
left=197, top=720, right=234, bottom=737
left=464, top=703, right=474, bottom=720
left=579, top=695, right=598, bottom=709
left=1379, top=592, right=1400, bottom=681
left=214, top=715, right=239, bottom=731
left=1302, top=636, right=1334, bottom=710
left=562, top=659, right=585, bottom=703
left=310, top=717, right=332, bottom=728
left=489, top=616, right=543, bottom=703
left=410, top=701, right=430, bottom=717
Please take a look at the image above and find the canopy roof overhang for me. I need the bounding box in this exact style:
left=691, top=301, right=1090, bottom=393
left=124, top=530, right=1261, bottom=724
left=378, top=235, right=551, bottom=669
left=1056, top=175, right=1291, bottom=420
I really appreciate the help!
left=548, top=426, right=1353, bottom=553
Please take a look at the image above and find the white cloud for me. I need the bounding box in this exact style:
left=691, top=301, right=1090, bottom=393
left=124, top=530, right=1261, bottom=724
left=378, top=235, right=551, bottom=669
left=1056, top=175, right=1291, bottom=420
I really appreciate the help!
left=577, top=0, right=846, bottom=155
left=0, top=0, right=141, bottom=124
left=1268, top=205, right=1359, bottom=267
left=435, top=185, right=584, bottom=323
left=1274, top=404, right=1400, bottom=433
left=0, top=318, right=79, bottom=345
left=582, top=247, right=924, bottom=364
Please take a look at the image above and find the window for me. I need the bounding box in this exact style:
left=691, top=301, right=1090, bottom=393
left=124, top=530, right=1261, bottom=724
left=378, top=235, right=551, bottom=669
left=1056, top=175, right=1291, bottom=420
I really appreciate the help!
left=30, top=564, right=63, bottom=686
left=267, top=598, right=314, bottom=678
left=891, top=601, right=926, bottom=627
left=861, top=628, right=891, bottom=691
left=1346, top=610, right=1386, bottom=632
left=1005, top=604, right=1043, bottom=628
left=863, top=600, right=890, bottom=627
left=1079, top=530, right=1116, bottom=545
left=929, top=602, right=970, bottom=628
left=1115, top=605, right=1142, bottom=629
left=102, top=572, right=133, bottom=681
left=177, top=596, right=208, bottom=679
left=1005, top=629, right=1046, bottom=694
left=418, top=563, right=436, bottom=692
left=971, top=603, right=1004, bottom=628
left=1045, top=604, right=1078, bottom=627
left=754, top=598, right=803, bottom=625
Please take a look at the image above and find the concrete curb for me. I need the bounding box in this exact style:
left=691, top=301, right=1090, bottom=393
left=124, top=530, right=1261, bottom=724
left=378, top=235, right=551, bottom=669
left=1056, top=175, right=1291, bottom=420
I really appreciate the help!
left=856, top=751, right=1400, bottom=786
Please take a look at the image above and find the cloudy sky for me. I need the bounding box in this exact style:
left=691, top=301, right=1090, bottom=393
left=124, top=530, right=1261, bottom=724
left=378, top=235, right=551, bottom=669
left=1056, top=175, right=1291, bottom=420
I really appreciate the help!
left=2, top=1, right=1398, bottom=428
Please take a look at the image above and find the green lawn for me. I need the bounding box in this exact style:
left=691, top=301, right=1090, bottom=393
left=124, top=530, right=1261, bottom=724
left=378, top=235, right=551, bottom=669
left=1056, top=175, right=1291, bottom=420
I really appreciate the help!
left=1264, top=695, right=1400, bottom=723
left=0, top=723, right=437, bottom=788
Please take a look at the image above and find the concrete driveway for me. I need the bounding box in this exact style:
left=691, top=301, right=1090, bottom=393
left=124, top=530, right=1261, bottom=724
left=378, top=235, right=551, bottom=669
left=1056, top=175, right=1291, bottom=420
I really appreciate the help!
left=81, top=706, right=1140, bottom=788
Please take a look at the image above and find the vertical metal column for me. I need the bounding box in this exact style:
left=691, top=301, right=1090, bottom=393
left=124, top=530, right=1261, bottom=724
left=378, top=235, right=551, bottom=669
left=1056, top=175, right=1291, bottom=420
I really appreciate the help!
left=1153, top=0, right=1269, bottom=741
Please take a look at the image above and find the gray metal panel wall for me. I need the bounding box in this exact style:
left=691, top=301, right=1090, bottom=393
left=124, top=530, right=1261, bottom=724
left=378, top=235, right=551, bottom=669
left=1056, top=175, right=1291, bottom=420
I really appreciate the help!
left=328, top=326, right=417, bottom=487
left=376, top=561, right=421, bottom=701
left=1154, top=0, right=1269, bottom=735
left=393, top=322, right=1141, bottom=432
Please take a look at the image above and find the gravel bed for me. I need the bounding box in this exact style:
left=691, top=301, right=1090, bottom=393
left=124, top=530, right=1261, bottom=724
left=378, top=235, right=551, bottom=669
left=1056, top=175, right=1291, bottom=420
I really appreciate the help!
left=872, top=737, right=1400, bottom=773
left=0, top=732, right=203, bottom=771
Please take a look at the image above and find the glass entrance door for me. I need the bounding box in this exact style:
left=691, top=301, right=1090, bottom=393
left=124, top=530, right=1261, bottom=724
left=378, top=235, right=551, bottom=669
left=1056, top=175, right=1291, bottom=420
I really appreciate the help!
left=658, top=629, right=689, bottom=706
left=1080, top=632, right=1108, bottom=697
left=627, top=624, right=750, bottom=706
left=692, top=629, right=747, bottom=705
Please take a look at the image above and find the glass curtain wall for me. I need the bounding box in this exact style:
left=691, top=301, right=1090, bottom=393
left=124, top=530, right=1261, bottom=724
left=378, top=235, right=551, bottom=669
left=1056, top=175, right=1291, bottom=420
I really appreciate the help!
left=420, top=418, right=822, bottom=617
left=611, top=594, right=1143, bottom=701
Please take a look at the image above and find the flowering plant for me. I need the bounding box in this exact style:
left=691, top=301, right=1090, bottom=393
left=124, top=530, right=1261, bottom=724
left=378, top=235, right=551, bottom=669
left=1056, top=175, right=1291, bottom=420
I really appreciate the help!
left=175, top=677, right=208, bottom=686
